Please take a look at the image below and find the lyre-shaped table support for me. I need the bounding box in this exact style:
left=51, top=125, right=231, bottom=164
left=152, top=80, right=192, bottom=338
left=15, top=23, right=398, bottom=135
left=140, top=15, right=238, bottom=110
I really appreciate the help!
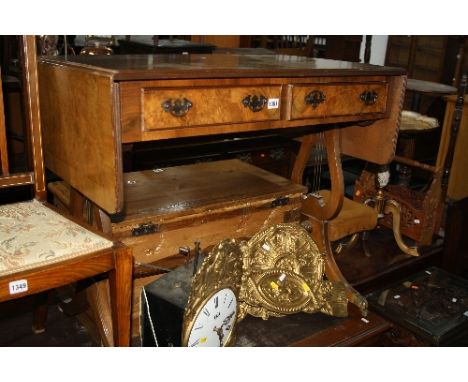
left=292, top=129, right=368, bottom=316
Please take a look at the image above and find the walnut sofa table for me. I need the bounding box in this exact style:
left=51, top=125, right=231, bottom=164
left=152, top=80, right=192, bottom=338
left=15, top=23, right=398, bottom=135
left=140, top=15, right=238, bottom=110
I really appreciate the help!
left=38, top=54, right=405, bottom=214
left=38, top=54, right=406, bottom=343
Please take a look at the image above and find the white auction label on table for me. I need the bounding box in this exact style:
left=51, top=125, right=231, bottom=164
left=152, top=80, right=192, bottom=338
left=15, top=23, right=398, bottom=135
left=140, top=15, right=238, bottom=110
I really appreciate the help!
left=9, top=279, right=28, bottom=295
left=268, top=98, right=279, bottom=109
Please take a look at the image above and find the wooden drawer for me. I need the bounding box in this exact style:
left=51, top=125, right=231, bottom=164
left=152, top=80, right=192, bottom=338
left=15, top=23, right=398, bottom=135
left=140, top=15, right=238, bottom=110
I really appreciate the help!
left=288, top=82, right=388, bottom=120
left=142, top=85, right=282, bottom=130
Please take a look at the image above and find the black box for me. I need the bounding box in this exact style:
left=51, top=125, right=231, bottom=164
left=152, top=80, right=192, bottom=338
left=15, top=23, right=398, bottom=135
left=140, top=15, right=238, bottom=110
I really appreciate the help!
left=141, top=261, right=195, bottom=347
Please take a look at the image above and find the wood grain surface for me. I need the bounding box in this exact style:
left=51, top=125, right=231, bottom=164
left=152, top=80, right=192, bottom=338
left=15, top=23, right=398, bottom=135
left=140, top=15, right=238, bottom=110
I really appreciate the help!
left=38, top=62, right=123, bottom=213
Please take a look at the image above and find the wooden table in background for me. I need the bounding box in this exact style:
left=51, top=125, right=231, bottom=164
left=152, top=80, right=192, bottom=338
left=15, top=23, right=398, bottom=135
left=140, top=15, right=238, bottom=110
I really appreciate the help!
left=117, top=37, right=216, bottom=54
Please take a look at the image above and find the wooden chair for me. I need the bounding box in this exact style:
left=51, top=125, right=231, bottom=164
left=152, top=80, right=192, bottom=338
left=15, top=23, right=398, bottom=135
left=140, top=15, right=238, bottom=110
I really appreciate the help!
left=354, top=75, right=467, bottom=247
left=273, top=36, right=315, bottom=57
left=0, top=36, right=133, bottom=346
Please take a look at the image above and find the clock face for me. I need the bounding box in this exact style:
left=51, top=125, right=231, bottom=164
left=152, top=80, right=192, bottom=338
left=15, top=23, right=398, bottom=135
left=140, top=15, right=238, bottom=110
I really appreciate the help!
left=187, top=288, right=237, bottom=347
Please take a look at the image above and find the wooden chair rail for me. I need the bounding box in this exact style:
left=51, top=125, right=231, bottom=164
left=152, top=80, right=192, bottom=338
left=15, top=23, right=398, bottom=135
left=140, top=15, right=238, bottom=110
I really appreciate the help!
left=393, top=155, right=437, bottom=173
left=0, top=248, right=116, bottom=301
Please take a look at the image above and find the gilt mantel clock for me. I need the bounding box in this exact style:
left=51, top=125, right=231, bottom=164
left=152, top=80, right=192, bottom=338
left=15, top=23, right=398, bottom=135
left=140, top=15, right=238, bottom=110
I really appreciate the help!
left=142, top=223, right=348, bottom=346
left=141, top=239, right=244, bottom=347
left=181, top=239, right=245, bottom=346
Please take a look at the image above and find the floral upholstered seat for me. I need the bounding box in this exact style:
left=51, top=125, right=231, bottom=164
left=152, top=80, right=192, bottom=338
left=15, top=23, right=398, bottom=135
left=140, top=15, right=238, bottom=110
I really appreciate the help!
left=0, top=200, right=113, bottom=277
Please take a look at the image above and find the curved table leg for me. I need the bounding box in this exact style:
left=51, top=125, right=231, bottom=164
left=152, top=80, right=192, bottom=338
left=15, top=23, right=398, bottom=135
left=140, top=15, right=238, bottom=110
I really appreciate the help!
left=313, top=222, right=368, bottom=316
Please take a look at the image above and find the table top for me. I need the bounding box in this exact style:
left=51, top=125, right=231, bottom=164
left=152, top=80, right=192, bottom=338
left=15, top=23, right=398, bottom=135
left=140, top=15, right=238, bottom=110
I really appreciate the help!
left=40, top=54, right=405, bottom=81
left=407, top=78, right=457, bottom=95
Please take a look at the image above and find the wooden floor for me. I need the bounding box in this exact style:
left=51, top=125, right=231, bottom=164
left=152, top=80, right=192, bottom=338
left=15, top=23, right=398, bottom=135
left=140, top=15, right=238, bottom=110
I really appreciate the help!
left=0, top=297, right=97, bottom=347
left=336, top=226, right=444, bottom=293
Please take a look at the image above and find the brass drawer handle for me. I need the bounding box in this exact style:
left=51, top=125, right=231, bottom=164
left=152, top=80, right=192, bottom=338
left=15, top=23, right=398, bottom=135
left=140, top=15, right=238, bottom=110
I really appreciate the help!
left=162, top=98, right=193, bottom=117
left=360, top=90, right=378, bottom=105
left=242, top=95, right=267, bottom=112
left=305, top=90, right=326, bottom=108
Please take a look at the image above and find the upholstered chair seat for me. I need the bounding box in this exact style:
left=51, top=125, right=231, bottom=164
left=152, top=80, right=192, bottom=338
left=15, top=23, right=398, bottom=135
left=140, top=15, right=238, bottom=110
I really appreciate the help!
left=0, top=200, right=113, bottom=277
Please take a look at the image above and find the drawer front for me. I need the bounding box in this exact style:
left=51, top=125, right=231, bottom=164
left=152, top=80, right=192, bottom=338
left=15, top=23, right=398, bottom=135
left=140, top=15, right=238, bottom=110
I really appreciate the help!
left=143, top=86, right=282, bottom=130
left=289, top=82, right=388, bottom=120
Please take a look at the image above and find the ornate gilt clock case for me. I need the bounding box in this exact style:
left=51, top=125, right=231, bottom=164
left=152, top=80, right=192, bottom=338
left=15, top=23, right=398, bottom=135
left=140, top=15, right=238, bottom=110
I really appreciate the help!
left=239, top=223, right=348, bottom=320
left=142, top=223, right=348, bottom=346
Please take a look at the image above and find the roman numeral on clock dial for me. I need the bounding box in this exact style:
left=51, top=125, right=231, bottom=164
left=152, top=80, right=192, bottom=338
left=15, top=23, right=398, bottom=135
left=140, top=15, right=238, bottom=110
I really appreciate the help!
left=187, top=288, right=237, bottom=347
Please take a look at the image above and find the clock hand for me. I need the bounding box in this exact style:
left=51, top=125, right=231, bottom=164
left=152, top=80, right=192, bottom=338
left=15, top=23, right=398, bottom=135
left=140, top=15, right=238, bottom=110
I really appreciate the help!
left=212, top=311, right=235, bottom=346
left=213, top=311, right=235, bottom=346
left=221, top=311, right=235, bottom=327
left=213, top=325, right=224, bottom=346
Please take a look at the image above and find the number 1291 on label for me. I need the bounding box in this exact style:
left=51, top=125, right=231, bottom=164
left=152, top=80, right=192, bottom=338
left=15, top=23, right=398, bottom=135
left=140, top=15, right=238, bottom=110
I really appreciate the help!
left=9, top=279, right=28, bottom=295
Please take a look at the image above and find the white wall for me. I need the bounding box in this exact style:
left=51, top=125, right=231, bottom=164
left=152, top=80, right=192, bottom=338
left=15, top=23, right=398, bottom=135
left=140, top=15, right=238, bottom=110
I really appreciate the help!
left=359, top=35, right=389, bottom=66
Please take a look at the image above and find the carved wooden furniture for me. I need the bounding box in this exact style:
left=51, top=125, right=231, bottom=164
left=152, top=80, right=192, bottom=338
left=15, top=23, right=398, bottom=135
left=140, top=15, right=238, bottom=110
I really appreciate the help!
left=0, top=36, right=133, bottom=346
left=290, top=133, right=379, bottom=262
left=117, top=36, right=216, bottom=54
left=385, top=36, right=467, bottom=88
left=355, top=75, right=467, bottom=247
left=395, top=79, right=457, bottom=186
left=247, top=36, right=363, bottom=62
left=273, top=36, right=315, bottom=57
left=294, top=156, right=418, bottom=263
left=367, top=266, right=468, bottom=346
left=354, top=165, right=419, bottom=257
left=288, top=78, right=406, bottom=314
left=37, top=53, right=406, bottom=342
left=440, top=81, right=468, bottom=277
left=440, top=89, right=468, bottom=202
left=406, top=78, right=457, bottom=111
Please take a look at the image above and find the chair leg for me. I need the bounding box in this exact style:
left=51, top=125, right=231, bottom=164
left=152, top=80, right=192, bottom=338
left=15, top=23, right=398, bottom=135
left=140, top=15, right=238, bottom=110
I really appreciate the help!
left=383, top=199, right=419, bottom=257
left=32, top=292, right=49, bottom=334
left=108, top=246, right=133, bottom=346
left=361, top=231, right=374, bottom=258
left=334, top=232, right=360, bottom=255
